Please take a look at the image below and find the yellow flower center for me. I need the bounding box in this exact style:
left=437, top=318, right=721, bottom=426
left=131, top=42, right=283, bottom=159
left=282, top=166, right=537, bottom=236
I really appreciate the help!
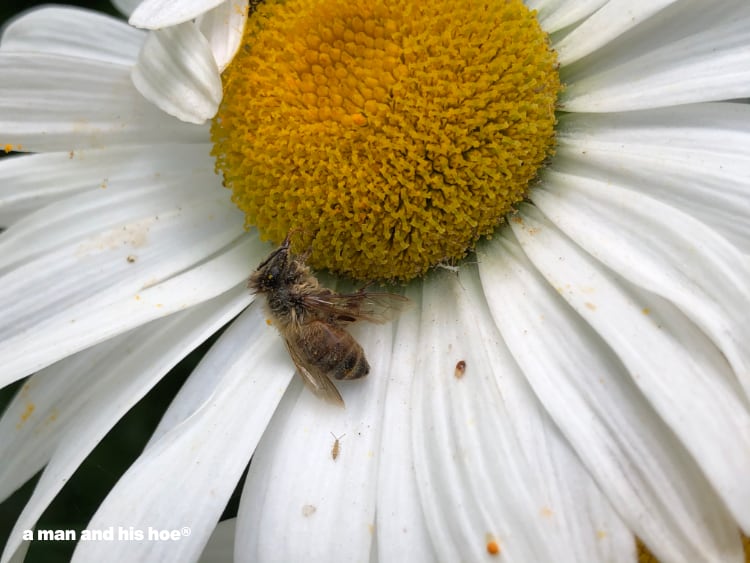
left=211, top=0, right=560, bottom=281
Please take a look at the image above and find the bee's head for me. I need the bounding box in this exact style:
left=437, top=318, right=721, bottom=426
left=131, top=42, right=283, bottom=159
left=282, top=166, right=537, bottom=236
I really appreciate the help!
left=247, top=229, right=304, bottom=293
left=247, top=235, right=293, bottom=293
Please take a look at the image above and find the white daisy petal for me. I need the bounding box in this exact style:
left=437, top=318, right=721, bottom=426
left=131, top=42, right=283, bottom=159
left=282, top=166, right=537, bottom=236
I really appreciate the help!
left=531, top=171, right=750, bottom=401
left=0, top=53, right=207, bottom=151
left=513, top=203, right=750, bottom=532
left=0, top=226, right=265, bottom=387
left=0, top=150, right=221, bottom=270
left=4, top=541, right=27, bottom=563
left=526, top=0, right=608, bottom=34
left=376, top=286, right=435, bottom=563
left=196, top=0, right=248, bottom=72
left=412, top=271, right=631, bottom=562
left=0, top=181, right=241, bottom=326
left=130, top=0, right=226, bottom=30
left=67, top=303, right=291, bottom=563
left=561, top=0, right=750, bottom=111
left=131, top=22, right=223, bottom=124
left=478, top=232, right=743, bottom=562
left=554, top=1, right=680, bottom=66
left=553, top=104, right=750, bottom=252
left=112, top=0, right=143, bottom=18
left=0, top=144, right=216, bottom=227
left=142, top=245, right=282, bottom=446
left=199, top=519, right=235, bottom=563
left=1, top=2, right=749, bottom=562
left=0, top=287, right=251, bottom=563
left=236, top=314, right=395, bottom=562
left=0, top=6, right=145, bottom=65
left=0, top=337, right=120, bottom=504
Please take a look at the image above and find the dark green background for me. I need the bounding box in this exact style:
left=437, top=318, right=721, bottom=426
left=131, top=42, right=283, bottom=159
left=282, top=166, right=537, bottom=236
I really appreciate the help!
left=0, top=1, right=118, bottom=24
left=0, top=3, right=241, bottom=561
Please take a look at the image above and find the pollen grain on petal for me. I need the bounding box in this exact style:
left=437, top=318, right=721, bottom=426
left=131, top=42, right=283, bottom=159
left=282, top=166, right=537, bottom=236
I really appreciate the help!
left=485, top=534, right=501, bottom=556
left=16, top=402, right=36, bottom=429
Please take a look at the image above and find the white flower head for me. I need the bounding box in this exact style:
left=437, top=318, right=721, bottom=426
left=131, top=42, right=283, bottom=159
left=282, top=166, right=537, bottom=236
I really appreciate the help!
left=1, top=1, right=750, bottom=562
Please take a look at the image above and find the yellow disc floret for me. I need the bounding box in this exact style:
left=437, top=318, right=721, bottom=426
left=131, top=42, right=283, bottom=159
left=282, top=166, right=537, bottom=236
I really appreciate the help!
left=212, top=0, right=560, bottom=281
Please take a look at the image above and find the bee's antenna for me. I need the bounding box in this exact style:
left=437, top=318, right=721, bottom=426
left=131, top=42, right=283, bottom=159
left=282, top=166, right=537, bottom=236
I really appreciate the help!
left=283, top=227, right=312, bottom=248
left=281, top=230, right=296, bottom=248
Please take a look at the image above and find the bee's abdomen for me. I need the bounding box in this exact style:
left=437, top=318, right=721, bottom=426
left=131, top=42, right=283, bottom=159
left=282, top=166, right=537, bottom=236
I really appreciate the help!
left=299, top=321, right=370, bottom=380
left=331, top=341, right=370, bottom=381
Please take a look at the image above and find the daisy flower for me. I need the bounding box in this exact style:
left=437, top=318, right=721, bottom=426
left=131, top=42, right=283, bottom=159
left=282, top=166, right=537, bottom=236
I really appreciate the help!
left=1, top=0, right=750, bottom=562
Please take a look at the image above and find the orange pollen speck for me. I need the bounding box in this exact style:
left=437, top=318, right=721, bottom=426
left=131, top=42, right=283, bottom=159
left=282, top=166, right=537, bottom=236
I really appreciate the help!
left=16, top=402, right=36, bottom=429
left=21, top=403, right=35, bottom=421
left=487, top=540, right=500, bottom=555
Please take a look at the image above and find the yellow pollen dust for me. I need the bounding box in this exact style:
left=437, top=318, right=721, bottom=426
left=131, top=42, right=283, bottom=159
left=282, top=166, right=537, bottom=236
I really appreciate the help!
left=16, top=402, right=35, bottom=429
left=212, top=0, right=560, bottom=281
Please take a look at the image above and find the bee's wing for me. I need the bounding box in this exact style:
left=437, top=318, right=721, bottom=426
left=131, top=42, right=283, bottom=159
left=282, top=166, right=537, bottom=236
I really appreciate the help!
left=284, top=338, right=345, bottom=407
left=303, top=291, right=411, bottom=324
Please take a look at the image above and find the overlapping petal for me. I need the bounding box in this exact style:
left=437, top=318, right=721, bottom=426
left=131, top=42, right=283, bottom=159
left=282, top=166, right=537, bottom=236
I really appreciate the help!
left=555, top=1, right=681, bottom=65
left=0, top=6, right=145, bottom=64
left=411, top=271, right=633, bottom=562
left=196, top=0, right=248, bottom=72
left=479, top=233, right=743, bottom=562
left=375, top=286, right=436, bottom=563
left=131, top=22, right=223, bottom=124
left=237, top=313, right=396, bottom=561
left=0, top=288, right=251, bottom=563
left=526, top=0, right=608, bottom=33
left=0, top=144, right=217, bottom=227
left=553, top=104, right=750, bottom=252
left=0, top=53, right=207, bottom=151
left=112, top=0, right=143, bottom=18
left=0, top=197, right=262, bottom=385
left=130, top=0, right=227, bottom=29
left=71, top=303, right=293, bottom=563
left=531, top=172, right=750, bottom=401
left=560, top=0, right=750, bottom=111
left=512, top=204, right=750, bottom=534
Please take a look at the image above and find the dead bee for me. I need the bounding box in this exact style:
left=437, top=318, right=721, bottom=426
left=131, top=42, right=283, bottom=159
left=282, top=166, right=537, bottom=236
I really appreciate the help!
left=248, top=233, right=410, bottom=407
